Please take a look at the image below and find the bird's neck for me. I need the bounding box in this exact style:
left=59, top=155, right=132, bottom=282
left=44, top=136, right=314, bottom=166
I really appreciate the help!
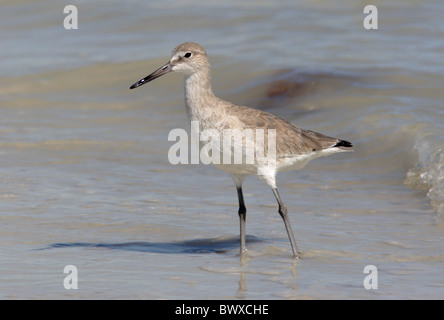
left=184, top=71, right=217, bottom=123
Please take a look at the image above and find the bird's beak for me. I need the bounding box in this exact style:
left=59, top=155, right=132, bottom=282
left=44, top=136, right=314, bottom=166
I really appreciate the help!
left=130, top=61, right=173, bottom=89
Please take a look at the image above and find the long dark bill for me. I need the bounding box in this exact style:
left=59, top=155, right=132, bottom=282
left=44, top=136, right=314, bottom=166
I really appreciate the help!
left=129, top=62, right=172, bottom=89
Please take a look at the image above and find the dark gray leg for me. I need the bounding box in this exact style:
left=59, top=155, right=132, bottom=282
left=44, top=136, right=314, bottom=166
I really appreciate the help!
left=236, top=186, right=247, bottom=254
left=272, top=188, right=300, bottom=257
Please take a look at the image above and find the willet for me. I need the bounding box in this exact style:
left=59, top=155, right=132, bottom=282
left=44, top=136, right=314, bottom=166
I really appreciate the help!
left=130, top=42, right=353, bottom=258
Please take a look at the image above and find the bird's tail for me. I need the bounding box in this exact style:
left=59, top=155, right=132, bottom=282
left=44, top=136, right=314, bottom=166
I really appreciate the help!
left=333, top=139, right=354, bottom=151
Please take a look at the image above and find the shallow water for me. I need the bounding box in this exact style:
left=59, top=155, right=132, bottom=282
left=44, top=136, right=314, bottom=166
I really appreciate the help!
left=1, top=0, right=444, bottom=299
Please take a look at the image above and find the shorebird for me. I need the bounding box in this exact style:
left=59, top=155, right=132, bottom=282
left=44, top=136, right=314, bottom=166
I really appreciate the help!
left=130, top=42, right=353, bottom=258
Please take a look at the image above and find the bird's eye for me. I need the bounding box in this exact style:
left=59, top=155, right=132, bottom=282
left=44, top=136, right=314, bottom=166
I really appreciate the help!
left=184, top=52, right=192, bottom=58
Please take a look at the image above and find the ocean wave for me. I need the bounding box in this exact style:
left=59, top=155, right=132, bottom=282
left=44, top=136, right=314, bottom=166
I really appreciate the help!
left=405, top=134, right=444, bottom=221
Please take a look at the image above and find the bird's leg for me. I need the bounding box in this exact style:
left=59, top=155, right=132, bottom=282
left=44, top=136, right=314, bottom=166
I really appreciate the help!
left=236, top=186, right=247, bottom=254
left=272, top=188, right=300, bottom=258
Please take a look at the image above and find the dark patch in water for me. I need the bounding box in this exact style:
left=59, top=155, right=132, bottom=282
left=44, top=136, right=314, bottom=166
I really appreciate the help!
left=39, top=236, right=262, bottom=254
left=255, top=69, right=357, bottom=111
left=265, top=79, right=313, bottom=99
